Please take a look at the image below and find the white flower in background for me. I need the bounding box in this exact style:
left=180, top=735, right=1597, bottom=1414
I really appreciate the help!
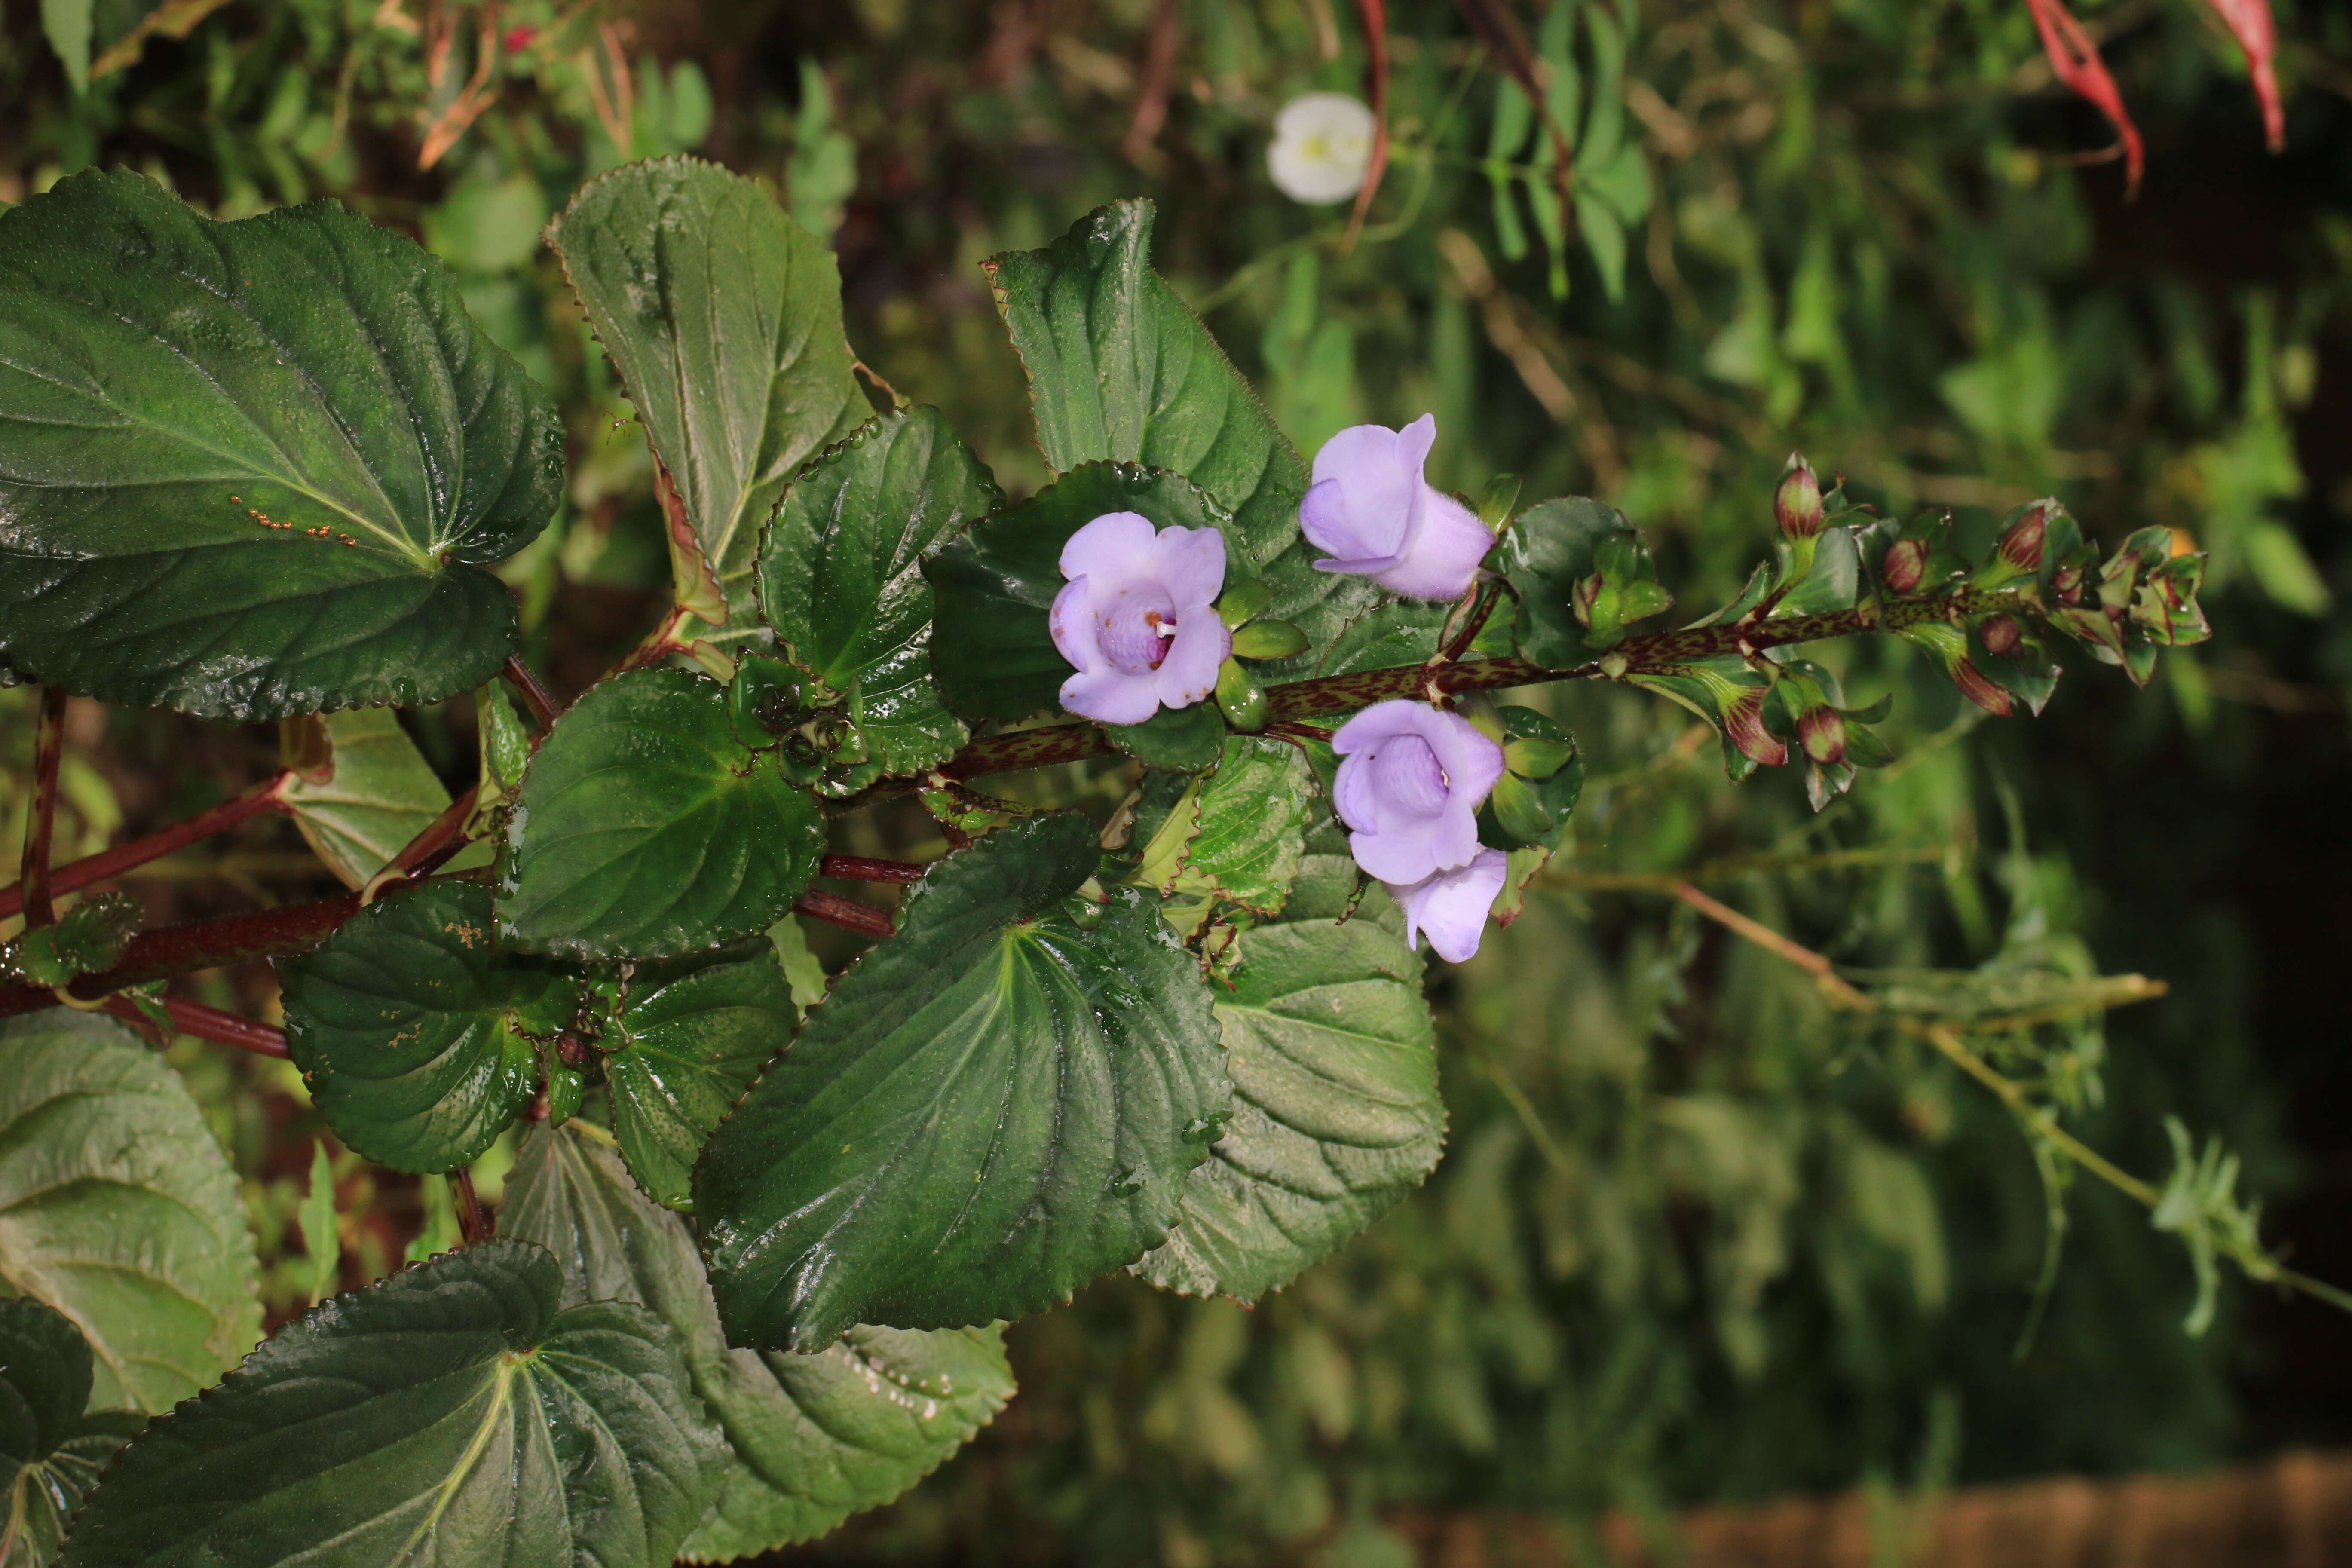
left=1267, top=92, right=1377, bottom=205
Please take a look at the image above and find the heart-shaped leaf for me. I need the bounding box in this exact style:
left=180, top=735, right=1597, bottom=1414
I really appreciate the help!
left=986, top=200, right=1306, bottom=567
left=604, top=941, right=796, bottom=1212
left=924, top=463, right=1234, bottom=723
left=279, top=880, right=582, bottom=1173
left=0, top=1298, right=144, bottom=1568
left=497, top=667, right=826, bottom=960
left=1134, top=853, right=1445, bottom=1303
left=0, top=170, right=561, bottom=719
left=503, top=1122, right=1014, bottom=1557
left=695, top=813, right=1229, bottom=1351
left=56, top=1239, right=723, bottom=1568
left=0, top=1011, right=260, bottom=1414
left=757, top=406, right=999, bottom=777
left=548, top=158, right=868, bottom=648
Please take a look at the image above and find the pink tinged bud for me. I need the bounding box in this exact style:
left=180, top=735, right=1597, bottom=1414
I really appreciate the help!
left=1300, top=415, right=1497, bottom=601
left=1775, top=454, right=1823, bottom=542
left=1389, top=849, right=1511, bottom=963
left=1332, top=700, right=1507, bottom=888
left=1722, top=688, right=1789, bottom=767
left=1953, top=657, right=2013, bottom=717
left=1998, top=505, right=2049, bottom=571
left=1050, top=511, right=1231, bottom=726
left=1980, top=614, right=2023, bottom=656
left=1882, top=538, right=1929, bottom=594
left=1798, top=704, right=1847, bottom=766
left=2053, top=562, right=2085, bottom=605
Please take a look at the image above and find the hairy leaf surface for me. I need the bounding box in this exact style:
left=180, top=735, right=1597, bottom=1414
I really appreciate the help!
left=1135, top=855, right=1444, bottom=1302
left=0, top=170, right=560, bottom=718
left=988, top=200, right=1307, bottom=566
left=758, top=407, right=998, bottom=776
left=0, top=1011, right=260, bottom=1414
left=58, top=1240, right=723, bottom=1568
left=606, top=942, right=797, bottom=1212
left=504, top=1123, right=1014, bottom=1558
left=924, top=463, right=1234, bottom=723
left=498, top=667, right=826, bottom=960
left=280, top=880, right=581, bottom=1172
left=548, top=158, right=867, bottom=646
left=696, top=813, right=1228, bottom=1351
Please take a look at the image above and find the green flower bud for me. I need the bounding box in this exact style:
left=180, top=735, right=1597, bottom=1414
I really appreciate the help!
left=1775, top=453, right=1823, bottom=542
left=1229, top=619, right=1309, bottom=660
left=1215, top=658, right=1268, bottom=731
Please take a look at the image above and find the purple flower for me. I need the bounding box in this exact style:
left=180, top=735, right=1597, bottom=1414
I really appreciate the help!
left=1393, top=850, right=1510, bottom=963
left=1300, top=415, right=1495, bottom=601
left=1332, top=700, right=1505, bottom=887
left=1050, top=511, right=1231, bottom=726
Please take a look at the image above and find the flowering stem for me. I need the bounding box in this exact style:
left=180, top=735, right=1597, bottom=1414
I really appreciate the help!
left=15, top=687, right=68, bottom=929
left=0, top=771, right=294, bottom=923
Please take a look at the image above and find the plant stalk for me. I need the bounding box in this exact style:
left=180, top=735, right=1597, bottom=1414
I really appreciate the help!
left=16, top=687, right=68, bottom=928
left=0, top=771, right=294, bottom=922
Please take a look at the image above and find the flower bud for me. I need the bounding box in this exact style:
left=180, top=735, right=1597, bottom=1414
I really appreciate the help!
left=1881, top=538, right=1929, bottom=594
left=1997, top=504, right=2049, bottom=571
left=1952, top=657, right=2013, bottom=717
left=1721, top=688, right=1789, bottom=767
left=2052, top=561, right=2085, bottom=605
left=1797, top=704, right=1847, bottom=767
left=1775, top=454, right=1823, bottom=542
left=1979, top=614, right=2022, bottom=656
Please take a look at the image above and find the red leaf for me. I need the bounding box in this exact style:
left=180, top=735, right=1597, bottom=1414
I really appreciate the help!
left=2200, top=0, right=2285, bottom=151
left=2023, top=0, right=2145, bottom=194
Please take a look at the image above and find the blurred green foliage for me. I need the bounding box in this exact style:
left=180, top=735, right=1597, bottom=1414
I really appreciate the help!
left=6, top=0, right=2349, bottom=1562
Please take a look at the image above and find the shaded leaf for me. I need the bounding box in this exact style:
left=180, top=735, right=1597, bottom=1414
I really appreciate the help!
left=498, top=667, right=826, bottom=960
left=504, top=1122, right=1014, bottom=1558
left=57, top=1240, right=723, bottom=1568
left=758, top=407, right=998, bottom=776
left=0, top=1299, right=141, bottom=1568
left=0, top=170, right=560, bottom=719
left=277, top=709, right=451, bottom=890
left=0, top=1011, right=260, bottom=1414
left=696, top=814, right=1228, bottom=1351
left=280, top=880, right=581, bottom=1173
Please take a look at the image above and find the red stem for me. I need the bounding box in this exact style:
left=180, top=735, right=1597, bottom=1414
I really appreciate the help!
left=501, top=654, right=560, bottom=734
left=159, top=997, right=291, bottom=1058
left=17, top=687, right=67, bottom=928
left=1342, top=0, right=1390, bottom=248
left=452, top=1168, right=488, bottom=1243
left=820, top=855, right=925, bottom=884
left=796, top=889, right=895, bottom=939
left=0, top=772, right=292, bottom=923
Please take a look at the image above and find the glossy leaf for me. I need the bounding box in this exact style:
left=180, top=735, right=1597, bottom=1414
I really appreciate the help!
left=925, top=462, right=1234, bottom=723
left=1495, top=496, right=1659, bottom=667
left=498, top=667, right=826, bottom=960
left=987, top=199, right=1308, bottom=567
left=503, top=1123, right=1014, bottom=1558
left=0, top=170, right=560, bottom=719
left=758, top=407, right=999, bottom=776
left=605, top=941, right=797, bottom=1212
left=0, top=1011, right=260, bottom=1415
left=57, top=1239, right=723, bottom=1568
left=0, top=1299, right=141, bottom=1568
left=548, top=158, right=867, bottom=647
left=279, top=880, right=582, bottom=1173
left=696, top=813, right=1228, bottom=1351
left=1135, top=854, right=1444, bottom=1302
left=1106, top=702, right=1229, bottom=771
left=277, top=708, right=451, bottom=889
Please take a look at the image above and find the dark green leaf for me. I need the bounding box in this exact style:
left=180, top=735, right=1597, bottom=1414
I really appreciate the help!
left=547, top=158, right=867, bottom=649
left=697, top=813, right=1228, bottom=1351
left=759, top=407, right=998, bottom=775
left=1106, top=701, right=1228, bottom=771
left=606, top=942, right=796, bottom=1212
left=0, top=1011, right=260, bottom=1415
left=924, top=463, right=1233, bottom=723
left=0, top=892, right=138, bottom=987
left=1249, top=542, right=1448, bottom=683
left=1495, top=496, right=1652, bottom=666
left=1135, top=854, right=1443, bottom=1302
left=986, top=200, right=1307, bottom=566
left=57, top=1239, right=723, bottom=1568
left=0, top=1298, right=142, bottom=1568
left=497, top=667, right=826, bottom=960
left=280, top=880, right=581, bottom=1173
left=0, top=170, right=560, bottom=719
left=504, top=1123, right=1014, bottom=1557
